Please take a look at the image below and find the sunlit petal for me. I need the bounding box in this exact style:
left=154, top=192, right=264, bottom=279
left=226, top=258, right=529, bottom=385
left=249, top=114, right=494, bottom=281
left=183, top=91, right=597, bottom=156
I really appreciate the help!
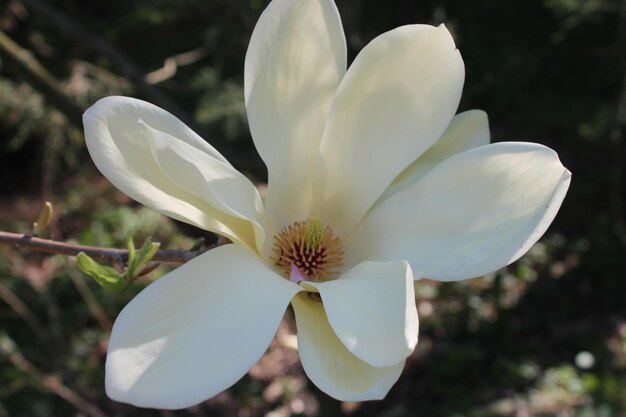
left=313, top=24, right=464, bottom=234
left=304, top=260, right=418, bottom=367
left=245, top=0, right=346, bottom=229
left=380, top=110, right=490, bottom=201
left=291, top=294, right=405, bottom=401
left=106, top=245, right=301, bottom=409
left=144, top=122, right=268, bottom=252
left=83, top=96, right=265, bottom=250
left=345, top=142, right=571, bottom=281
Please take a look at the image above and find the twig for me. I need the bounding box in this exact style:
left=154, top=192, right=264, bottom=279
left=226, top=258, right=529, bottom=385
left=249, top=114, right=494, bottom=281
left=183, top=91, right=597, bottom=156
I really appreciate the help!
left=0, top=334, right=109, bottom=417
left=0, top=29, right=83, bottom=128
left=35, top=282, right=65, bottom=350
left=146, top=47, right=208, bottom=85
left=0, top=231, right=205, bottom=264
left=19, top=0, right=193, bottom=126
left=68, top=269, right=112, bottom=332
left=0, top=282, right=49, bottom=345
left=16, top=0, right=262, bottom=174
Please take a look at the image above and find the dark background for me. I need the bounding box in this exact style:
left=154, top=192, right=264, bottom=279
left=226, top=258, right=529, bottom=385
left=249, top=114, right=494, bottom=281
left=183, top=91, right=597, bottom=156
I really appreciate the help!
left=0, top=0, right=624, bottom=416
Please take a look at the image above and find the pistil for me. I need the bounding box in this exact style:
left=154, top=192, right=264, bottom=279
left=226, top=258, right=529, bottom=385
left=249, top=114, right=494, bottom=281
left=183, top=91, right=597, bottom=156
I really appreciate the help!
left=272, top=216, right=343, bottom=281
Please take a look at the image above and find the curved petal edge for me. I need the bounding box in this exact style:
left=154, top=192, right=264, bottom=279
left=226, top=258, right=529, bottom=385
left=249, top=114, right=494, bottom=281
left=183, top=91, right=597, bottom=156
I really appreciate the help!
left=106, top=245, right=301, bottom=409
left=344, top=142, right=571, bottom=281
left=306, top=260, right=418, bottom=367
left=292, top=294, right=406, bottom=401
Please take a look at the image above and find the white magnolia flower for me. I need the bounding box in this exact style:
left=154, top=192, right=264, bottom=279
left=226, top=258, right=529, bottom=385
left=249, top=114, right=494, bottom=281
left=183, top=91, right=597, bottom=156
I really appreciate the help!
left=83, top=0, right=570, bottom=409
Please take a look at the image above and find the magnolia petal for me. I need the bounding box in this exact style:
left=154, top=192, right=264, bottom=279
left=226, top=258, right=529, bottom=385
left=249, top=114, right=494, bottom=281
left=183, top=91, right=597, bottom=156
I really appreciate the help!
left=291, top=294, right=405, bottom=401
left=304, top=260, right=418, bottom=368
left=313, top=24, right=464, bottom=234
left=344, top=142, right=571, bottom=281
left=245, top=0, right=346, bottom=229
left=144, top=122, right=268, bottom=252
left=380, top=110, right=490, bottom=201
left=106, top=245, right=301, bottom=409
left=84, top=96, right=265, bottom=251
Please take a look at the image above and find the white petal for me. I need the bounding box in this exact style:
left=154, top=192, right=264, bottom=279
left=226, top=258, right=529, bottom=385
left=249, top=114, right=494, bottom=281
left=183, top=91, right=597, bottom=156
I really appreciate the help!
left=344, top=142, right=571, bottom=281
left=106, top=245, right=301, bottom=409
left=144, top=122, right=268, bottom=252
left=84, top=96, right=266, bottom=251
left=313, top=24, right=464, bottom=234
left=245, top=0, right=346, bottom=229
left=380, top=110, right=490, bottom=201
left=291, top=294, right=405, bottom=401
left=304, top=260, right=418, bottom=367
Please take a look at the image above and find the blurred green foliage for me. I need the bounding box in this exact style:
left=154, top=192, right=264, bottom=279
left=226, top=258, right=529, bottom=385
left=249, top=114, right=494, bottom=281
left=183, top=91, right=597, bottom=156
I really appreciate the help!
left=0, top=0, right=625, bottom=416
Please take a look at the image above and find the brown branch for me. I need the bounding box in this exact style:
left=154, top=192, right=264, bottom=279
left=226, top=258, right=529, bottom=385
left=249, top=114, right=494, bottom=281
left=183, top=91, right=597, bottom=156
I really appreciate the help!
left=16, top=0, right=261, bottom=173
left=146, top=47, right=208, bottom=85
left=0, top=334, right=109, bottom=417
left=0, top=29, right=83, bottom=128
left=19, top=0, right=194, bottom=126
left=0, top=282, right=49, bottom=345
left=0, top=231, right=204, bottom=264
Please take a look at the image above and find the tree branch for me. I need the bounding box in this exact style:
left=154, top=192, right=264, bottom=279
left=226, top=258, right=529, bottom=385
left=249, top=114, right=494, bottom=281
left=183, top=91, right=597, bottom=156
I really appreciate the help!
left=0, top=29, right=84, bottom=128
left=0, top=334, right=109, bottom=417
left=19, top=0, right=194, bottom=127
left=0, top=230, right=203, bottom=264
left=145, top=47, right=208, bottom=85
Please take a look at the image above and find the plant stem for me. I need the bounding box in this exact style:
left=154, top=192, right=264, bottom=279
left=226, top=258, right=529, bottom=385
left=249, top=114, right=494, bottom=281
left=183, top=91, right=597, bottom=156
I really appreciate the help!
left=0, top=230, right=203, bottom=264
left=0, top=29, right=83, bottom=128
left=0, top=334, right=109, bottom=417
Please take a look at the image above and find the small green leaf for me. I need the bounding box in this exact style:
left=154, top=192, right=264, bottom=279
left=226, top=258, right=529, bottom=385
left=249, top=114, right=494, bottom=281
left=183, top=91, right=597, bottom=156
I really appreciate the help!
left=136, top=238, right=160, bottom=270
left=125, top=237, right=161, bottom=280
left=127, top=235, right=136, bottom=267
left=33, top=201, right=53, bottom=236
left=76, top=252, right=124, bottom=290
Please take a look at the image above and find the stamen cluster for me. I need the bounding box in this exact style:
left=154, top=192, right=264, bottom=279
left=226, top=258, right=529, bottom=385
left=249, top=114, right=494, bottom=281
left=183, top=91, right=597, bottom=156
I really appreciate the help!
left=272, top=217, right=343, bottom=281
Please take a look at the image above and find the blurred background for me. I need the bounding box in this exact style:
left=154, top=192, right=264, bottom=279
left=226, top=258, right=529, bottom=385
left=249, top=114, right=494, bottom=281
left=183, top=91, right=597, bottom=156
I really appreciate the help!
left=0, top=0, right=624, bottom=416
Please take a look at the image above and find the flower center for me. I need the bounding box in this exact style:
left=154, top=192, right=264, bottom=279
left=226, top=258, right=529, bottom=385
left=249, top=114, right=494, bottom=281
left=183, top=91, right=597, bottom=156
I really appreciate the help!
left=272, top=216, right=343, bottom=281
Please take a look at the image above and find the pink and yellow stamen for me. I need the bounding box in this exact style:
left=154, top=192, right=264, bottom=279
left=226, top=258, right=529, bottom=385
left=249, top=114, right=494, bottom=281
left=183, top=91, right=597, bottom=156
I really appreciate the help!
left=272, top=216, right=343, bottom=282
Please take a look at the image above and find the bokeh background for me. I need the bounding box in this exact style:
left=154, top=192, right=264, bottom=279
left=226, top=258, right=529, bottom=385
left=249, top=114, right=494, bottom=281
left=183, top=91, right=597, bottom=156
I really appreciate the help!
left=0, top=0, right=624, bottom=416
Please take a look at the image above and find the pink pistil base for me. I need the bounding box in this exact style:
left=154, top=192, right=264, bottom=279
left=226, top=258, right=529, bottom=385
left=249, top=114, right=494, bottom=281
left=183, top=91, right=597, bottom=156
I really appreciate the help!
left=289, top=264, right=309, bottom=284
